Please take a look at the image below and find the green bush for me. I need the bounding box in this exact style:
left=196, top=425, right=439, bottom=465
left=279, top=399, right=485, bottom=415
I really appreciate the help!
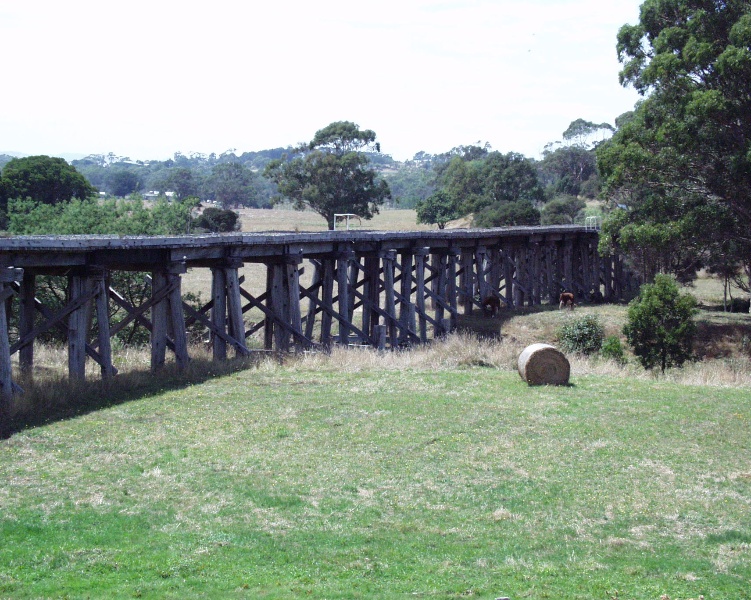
left=623, top=274, right=697, bottom=373
left=600, top=335, right=626, bottom=363
left=557, top=314, right=604, bottom=355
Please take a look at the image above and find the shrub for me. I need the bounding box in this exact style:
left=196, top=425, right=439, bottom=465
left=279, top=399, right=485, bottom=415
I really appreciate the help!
left=557, top=314, right=604, bottom=355
left=600, top=335, right=626, bottom=363
left=623, top=274, right=697, bottom=373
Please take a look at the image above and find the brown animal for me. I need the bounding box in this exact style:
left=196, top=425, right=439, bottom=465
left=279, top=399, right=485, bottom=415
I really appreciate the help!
left=482, top=295, right=501, bottom=317
left=559, top=292, right=575, bottom=310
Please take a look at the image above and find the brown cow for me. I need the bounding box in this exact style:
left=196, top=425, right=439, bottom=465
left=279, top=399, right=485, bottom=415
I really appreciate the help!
left=482, top=295, right=501, bottom=317
left=559, top=292, right=575, bottom=310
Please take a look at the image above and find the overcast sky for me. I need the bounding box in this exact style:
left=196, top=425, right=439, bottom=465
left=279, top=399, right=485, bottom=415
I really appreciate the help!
left=0, top=0, right=644, bottom=162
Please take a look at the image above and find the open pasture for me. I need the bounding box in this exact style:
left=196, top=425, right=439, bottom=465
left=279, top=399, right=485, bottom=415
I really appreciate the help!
left=1, top=344, right=750, bottom=599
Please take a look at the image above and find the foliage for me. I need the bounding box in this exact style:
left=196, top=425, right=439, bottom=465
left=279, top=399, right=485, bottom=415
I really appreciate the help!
left=598, top=0, right=751, bottom=289
left=415, top=190, right=462, bottom=229
left=538, top=144, right=598, bottom=198
left=382, top=166, right=434, bottom=209
left=193, top=207, right=241, bottom=233
left=540, top=195, right=586, bottom=225
left=203, top=162, right=257, bottom=209
left=105, top=169, right=141, bottom=197
left=429, top=150, right=545, bottom=228
left=600, top=335, right=626, bottom=363
left=6, top=196, right=199, bottom=236
left=264, top=121, right=391, bottom=229
left=623, top=274, right=698, bottom=373
left=557, top=313, right=605, bottom=355
left=561, top=118, right=614, bottom=148
left=0, top=155, right=96, bottom=209
left=473, top=200, right=540, bottom=227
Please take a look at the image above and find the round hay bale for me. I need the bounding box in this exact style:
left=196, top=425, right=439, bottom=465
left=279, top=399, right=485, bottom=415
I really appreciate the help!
left=517, top=343, right=570, bottom=386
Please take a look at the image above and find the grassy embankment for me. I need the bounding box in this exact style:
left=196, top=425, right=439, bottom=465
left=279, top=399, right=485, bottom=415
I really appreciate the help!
left=1, top=208, right=750, bottom=598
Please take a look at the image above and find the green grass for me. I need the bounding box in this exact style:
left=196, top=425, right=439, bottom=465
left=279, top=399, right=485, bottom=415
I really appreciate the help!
left=2, top=362, right=750, bottom=599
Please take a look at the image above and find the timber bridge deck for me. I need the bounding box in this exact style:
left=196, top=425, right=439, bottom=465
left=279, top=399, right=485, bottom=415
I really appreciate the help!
left=0, top=226, right=637, bottom=422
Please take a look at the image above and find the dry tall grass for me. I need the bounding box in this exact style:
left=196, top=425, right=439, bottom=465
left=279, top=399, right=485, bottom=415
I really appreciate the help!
left=12, top=317, right=751, bottom=427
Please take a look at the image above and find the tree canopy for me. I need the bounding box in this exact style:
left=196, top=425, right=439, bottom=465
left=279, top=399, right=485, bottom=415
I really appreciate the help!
left=204, top=162, right=257, bottom=209
left=264, top=121, right=391, bottom=229
left=597, top=0, right=751, bottom=286
left=0, top=155, right=96, bottom=208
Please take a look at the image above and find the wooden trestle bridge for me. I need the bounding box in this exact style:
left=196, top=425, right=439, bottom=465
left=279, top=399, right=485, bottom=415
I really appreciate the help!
left=0, top=226, right=638, bottom=417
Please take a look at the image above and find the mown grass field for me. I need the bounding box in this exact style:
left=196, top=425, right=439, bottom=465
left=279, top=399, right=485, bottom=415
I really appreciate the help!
left=2, top=347, right=751, bottom=599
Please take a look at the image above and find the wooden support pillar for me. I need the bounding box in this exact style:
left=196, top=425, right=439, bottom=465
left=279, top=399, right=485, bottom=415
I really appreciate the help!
left=270, top=262, right=289, bottom=352
left=433, top=252, right=447, bottom=338
left=563, top=240, right=574, bottom=293
left=581, top=240, right=591, bottom=297
left=602, top=254, right=613, bottom=302
left=531, top=243, right=542, bottom=306
left=545, top=244, right=557, bottom=304
left=460, top=250, right=474, bottom=315
left=211, top=266, right=228, bottom=360
left=591, top=241, right=602, bottom=300
left=18, top=271, right=36, bottom=378
left=264, top=265, right=274, bottom=350
left=149, top=262, right=188, bottom=371
left=68, top=271, right=90, bottom=381
left=167, top=268, right=190, bottom=369
left=362, top=254, right=380, bottom=342
left=0, top=268, right=23, bottom=431
left=285, top=256, right=304, bottom=353
left=336, top=250, right=353, bottom=345
left=382, top=251, right=398, bottom=348
left=446, top=249, right=459, bottom=332
left=614, top=254, right=624, bottom=301
left=93, top=270, right=114, bottom=379
left=512, top=247, right=524, bottom=308
left=224, top=261, right=248, bottom=357
left=319, top=258, right=335, bottom=347
left=503, top=246, right=515, bottom=308
left=398, top=251, right=415, bottom=343
left=304, top=260, right=322, bottom=341
left=489, top=249, right=502, bottom=296
left=348, top=257, right=360, bottom=340
left=475, top=246, right=489, bottom=303
left=414, top=248, right=429, bottom=343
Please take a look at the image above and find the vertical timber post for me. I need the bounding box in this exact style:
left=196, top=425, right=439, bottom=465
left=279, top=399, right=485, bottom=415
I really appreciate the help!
left=446, top=249, right=459, bottom=332
left=286, top=254, right=304, bottom=353
left=92, top=268, right=115, bottom=379
left=68, top=270, right=89, bottom=381
left=0, top=268, right=23, bottom=434
left=319, top=258, right=335, bottom=347
left=460, top=250, right=474, bottom=315
left=398, top=251, right=415, bottom=344
left=224, top=259, right=248, bottom=358
left=414, top=248, right=429, bottom=343
left=166, top=263, right=190, bottom=369
left=18, top=271, right=36, bottom=379
left=211, top=266, right=228, bottom=360
left=382, top=251, right=398, bottom=348
left=337, top=250, right=353, bottom=345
